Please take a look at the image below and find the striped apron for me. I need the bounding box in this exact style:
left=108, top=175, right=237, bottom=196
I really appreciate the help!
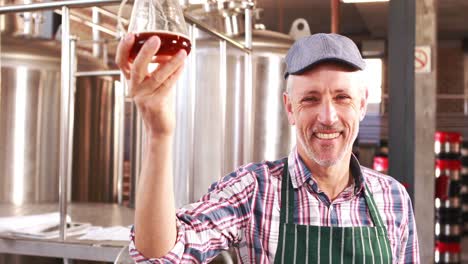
left=274, top=160, right=392, bottom=263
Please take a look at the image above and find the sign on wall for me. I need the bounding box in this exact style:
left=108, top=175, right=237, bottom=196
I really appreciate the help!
left=415, top=46, right=431, bottom=73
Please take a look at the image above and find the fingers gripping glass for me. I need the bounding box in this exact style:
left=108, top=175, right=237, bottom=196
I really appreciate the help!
left=118, top=0, right=192, bottom=62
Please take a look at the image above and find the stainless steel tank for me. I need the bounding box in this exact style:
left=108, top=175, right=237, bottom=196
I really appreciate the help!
left=176, top=25, right=294, bottom=201
left=0, top=36, right=63, bottom=204
left=71, top=68, right=117, bottom=203
left=0, top=3, right=117, bottom=264
left=0, top=36, right=116, bottom=204
left=0, top=35, right=116, bottom=264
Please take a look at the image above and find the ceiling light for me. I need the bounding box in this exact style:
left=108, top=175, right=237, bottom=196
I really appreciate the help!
left=342, top=0, right=389, bottom=3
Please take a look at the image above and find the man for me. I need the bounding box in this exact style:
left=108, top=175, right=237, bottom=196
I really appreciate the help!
left=116, top=33, right=420, bottom=263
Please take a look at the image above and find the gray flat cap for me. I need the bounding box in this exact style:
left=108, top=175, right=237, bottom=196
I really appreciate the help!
left=284, top=33, right=365, bottom=79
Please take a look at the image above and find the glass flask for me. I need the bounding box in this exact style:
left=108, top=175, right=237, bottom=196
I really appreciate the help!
left=119, top=0, right=192, bottom=62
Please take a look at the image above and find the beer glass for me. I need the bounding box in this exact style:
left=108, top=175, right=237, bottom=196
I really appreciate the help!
left=119, top=0, right=192, bottom=62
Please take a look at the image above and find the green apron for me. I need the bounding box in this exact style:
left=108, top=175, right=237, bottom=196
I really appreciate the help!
left=274, top=160, right=393, bottom=264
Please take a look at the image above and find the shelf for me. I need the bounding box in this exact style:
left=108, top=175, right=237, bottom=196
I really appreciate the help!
left=0, top=203, right=134, bottom=262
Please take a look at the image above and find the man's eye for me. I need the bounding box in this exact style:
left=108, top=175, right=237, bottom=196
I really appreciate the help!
left=336, top=95, right=351, bottom=101
left=302, top=97, right=319, bottom=103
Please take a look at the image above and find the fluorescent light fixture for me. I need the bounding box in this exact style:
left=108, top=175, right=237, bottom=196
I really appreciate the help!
left=342, top=0, right=388, bottom=3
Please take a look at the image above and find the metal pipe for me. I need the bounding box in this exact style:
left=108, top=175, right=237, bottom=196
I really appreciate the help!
left=0, top=0, right=121, bottom=14
left=75, top=70, right=121, bottom=77
left=331, top=0, right=340, bottom=33
left=94, top=6, right=128, bottom=25
left=219, top=39, right=227, bottom=174
left=76, top=38, right=119, bottom=44
left=67, top=36, right=77, bottom=207
left=244, top=3, right=253, bottom=49
left=130, top=104, right=143, bottom=208
left=54, top=9, right=117, bottom=36
left=116, top=74, right=126, bottom=205
left=0, top=0, right=250, bottom=52
left=22, top=0, right=33, bottom=35
left=92, top=6, right=100, bottom=57
left=184, top=13, right=251, bottom=54
left=243, top=53, right=253, bottom=164
left=242, top=3, right=253, bottom=164
left=187, top=24, right=197, bottom=203
left=58, top=5, right=71, bottom=241
left=232, top=59, right=242, bottom=169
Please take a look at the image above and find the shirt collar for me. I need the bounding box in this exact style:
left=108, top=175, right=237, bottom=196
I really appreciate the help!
left=287, top=147, right=365, bottom=195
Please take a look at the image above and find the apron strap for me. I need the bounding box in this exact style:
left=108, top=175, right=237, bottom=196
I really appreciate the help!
left=280, top=159, right=387, bottom=229
left=363, top=184, right=386, bottom=228
left=280, top=158, right=295, bottom=224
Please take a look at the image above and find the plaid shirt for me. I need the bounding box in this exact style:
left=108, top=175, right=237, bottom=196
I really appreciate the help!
left=129, top=148, right=420, bottom=263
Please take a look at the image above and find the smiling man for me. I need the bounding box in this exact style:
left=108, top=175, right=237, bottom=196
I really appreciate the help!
left=117, top=32, right=420, bottom=263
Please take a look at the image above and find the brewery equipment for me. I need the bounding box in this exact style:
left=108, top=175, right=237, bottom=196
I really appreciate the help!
left=0, top=38, right=115, bottom=206
left=0, top=3, right=117, bottom=205
left=0, top=2, right=119, bottom=262
left=174, top=2, right=295, bottom=202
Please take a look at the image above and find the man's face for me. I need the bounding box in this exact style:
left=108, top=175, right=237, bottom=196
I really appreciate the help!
left=284, top=63, right=368, bottom=167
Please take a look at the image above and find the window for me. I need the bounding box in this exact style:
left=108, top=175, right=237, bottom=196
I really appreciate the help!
left=363, top=58, right=383, bottom=114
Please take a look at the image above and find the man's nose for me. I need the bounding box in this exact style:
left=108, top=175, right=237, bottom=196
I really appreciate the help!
left=317, top=100, right=338, bottom=126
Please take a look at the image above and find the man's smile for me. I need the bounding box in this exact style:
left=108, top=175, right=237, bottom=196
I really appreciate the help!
left=313, top=132, right=341, bottom=140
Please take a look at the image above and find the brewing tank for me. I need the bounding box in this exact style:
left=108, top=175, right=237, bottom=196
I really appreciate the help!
left=179, top=28, right=294, bottom=201
left=0, top=35, right=116, bottom=204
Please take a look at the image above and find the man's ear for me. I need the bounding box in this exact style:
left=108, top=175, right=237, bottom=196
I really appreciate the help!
left=283, top=92, right=295, bottom=125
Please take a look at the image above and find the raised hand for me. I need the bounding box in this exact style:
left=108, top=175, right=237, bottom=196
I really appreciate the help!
left=116, top=33, right=187, bottom=137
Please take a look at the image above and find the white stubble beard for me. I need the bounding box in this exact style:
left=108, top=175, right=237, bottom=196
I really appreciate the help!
left=297, top=129, right=355, bottom=168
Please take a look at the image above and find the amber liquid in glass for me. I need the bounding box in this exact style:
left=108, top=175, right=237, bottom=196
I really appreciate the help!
left=129, top=31, right=191, bottom=61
